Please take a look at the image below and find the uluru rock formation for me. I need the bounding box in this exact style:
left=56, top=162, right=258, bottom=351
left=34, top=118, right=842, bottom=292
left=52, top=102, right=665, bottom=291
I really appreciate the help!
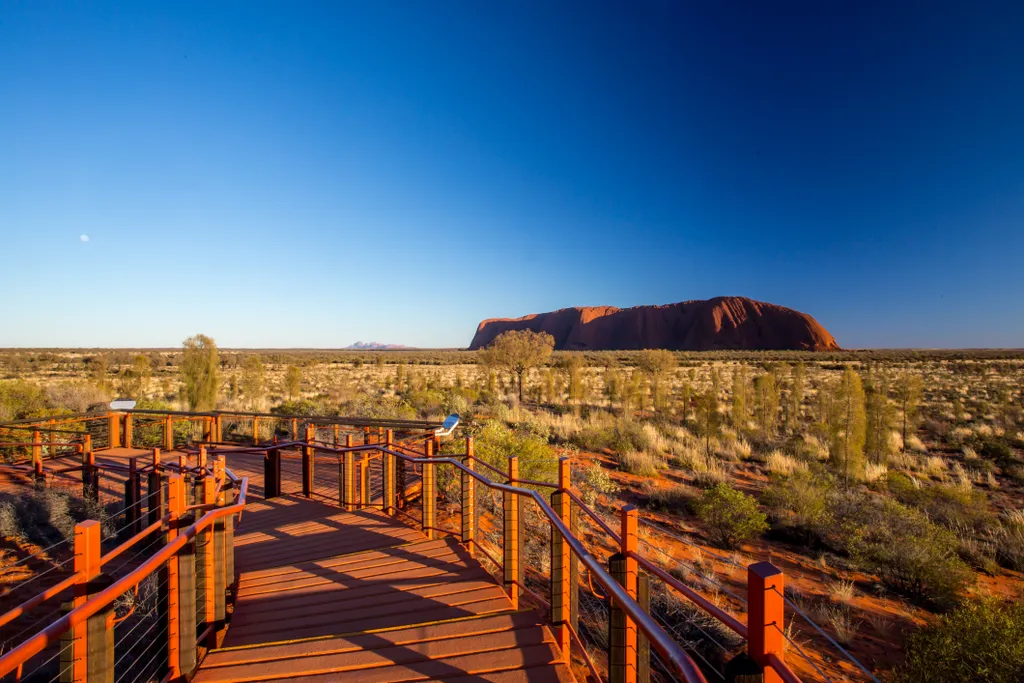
left=469, top=297, right=839, bottom=351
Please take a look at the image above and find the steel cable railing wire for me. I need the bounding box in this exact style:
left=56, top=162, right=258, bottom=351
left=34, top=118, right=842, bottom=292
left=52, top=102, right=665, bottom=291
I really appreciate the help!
left=1, top=556, right=74, bottom=599
left=36, top=639, right=73, bottom=683
left=775, top=587, right=880, bottom=683
left=638, top=518, right=748, bottom=572
left=0, top=536, right=72, bottom=575
left=637, top=537, right=748, bottom=607
left=773, top=621, right=834, bottom=683
left=650, top=599, right=730, bottom=681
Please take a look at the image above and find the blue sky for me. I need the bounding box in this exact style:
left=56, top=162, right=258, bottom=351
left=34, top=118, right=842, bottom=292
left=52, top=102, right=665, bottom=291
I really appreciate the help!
left=1, top=2, right=1022, bottom=348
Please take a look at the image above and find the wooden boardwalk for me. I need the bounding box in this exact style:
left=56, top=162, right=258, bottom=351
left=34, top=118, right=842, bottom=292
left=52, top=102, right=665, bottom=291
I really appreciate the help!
left=191, top=457, right=574, bottom=682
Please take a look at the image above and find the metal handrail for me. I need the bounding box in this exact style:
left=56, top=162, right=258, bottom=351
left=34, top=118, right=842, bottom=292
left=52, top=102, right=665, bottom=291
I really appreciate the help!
left=372, top=446, right=708, bottom=683
left=0, top=476, right=248, bottom=677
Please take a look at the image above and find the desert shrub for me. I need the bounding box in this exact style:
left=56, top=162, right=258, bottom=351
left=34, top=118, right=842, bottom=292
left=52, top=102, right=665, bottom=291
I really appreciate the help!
left=573, top=462, right=619, bottom=506
left=853, top=499, right=971, bottom=607
left=991, top=513, right=1024, bottom=571
left=0, top=380, right=49, bottom=421
left=693, top=484, right=768, bottom=549
left=644, top=484, right=693, bottom=515
left=761, top=471, right=832, bottom=544
left=344, top=395, right=417, bottom=421
left=765, top=450, right=807, bottom=477
left=892, top=598, right=1024, bottom=683
left=574, top=419, right=653, bottom=455
left=0, top=501, right=21, bottom=539
left=619, top=450, right=663, bottom=477
left=887, top=472, right=993, bottom=531
left=979, top=438, right=1017, bottom=466
left=474, top=421, right=556, bottom=487
left=691, top=456, right=729, bottom=489
left=0, top=489, right=114, bottom=549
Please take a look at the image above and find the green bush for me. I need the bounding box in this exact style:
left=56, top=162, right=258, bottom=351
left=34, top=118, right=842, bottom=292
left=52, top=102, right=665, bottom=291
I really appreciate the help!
left=574, top=420, right=653, bottom=454
left=887, top=472, right=993, bottom=531
left=853, top=499, right=971, bottom=607
left=474, top=421, right=557, bottom=488
left=644, top=484, right=693, bottom=515
left=761, top=471, right=832, bottom=544
left=893, top=598, right=1024, bottom=683
left=694, top=484, right=768, bottom=549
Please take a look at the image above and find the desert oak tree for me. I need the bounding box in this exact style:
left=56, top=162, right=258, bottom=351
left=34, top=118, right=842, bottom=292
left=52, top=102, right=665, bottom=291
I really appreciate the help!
left=480, top=330, right=555, bottom=402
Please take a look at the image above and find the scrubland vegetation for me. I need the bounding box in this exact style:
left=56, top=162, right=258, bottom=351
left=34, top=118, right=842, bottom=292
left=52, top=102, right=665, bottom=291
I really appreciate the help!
left=2, top=340, right=1023, bottom=679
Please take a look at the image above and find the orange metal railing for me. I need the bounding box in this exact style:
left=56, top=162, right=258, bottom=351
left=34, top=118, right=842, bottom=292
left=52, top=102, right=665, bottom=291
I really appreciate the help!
left=0, top=410, right=819, bottom=683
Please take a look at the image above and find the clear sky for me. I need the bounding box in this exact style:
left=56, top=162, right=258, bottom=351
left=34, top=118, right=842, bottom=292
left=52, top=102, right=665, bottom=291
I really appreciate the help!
left=1, top=2, right=1022, bottom=349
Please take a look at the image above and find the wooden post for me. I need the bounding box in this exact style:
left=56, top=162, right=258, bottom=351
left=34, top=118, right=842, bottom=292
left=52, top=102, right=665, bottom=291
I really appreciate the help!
left=32, top=429, right=43, bottom=486
left=252, top=416, right=260, bottom=446
left=147, top=449, right=164, bottom=526
left=214, top=414, right=223, bottom=443
left=164, top=414, right=174, bottom=451
left=123, top=413, right=133, bottom=449
left=638, top=572, right=650, bottom=683
left=83, top=436, right=97, bottom=502
left=551, top=457, right=572, bottom=659
left=333, top=423, right=340, bottom=446
left=609, top=505, right=639, bottom=683
left=343, top=434, right=354, bottom=511
left=168, top=474, right=197, bottom=677
left=199, top=477, right=217, bottom=647
left=264, top=447, right=281, bottom=499
left=197, top=445, right=208, bottom=478
left=107, top=412, right=120, bottom=449
left=422, top=439, right=435, bottom=537
left=291, top=417, right=299, bottom=441
left=212, top=457, right=229, bottom=641
left=383, top=429, right=395, bottom=515
left=461, top=437, right=475, bottom=554
left=302, top=423, right=314, bottom=498
left=396, top=438, right=407, bottom=510
left=747, top=562, right=785, bottom=683
left=503, top=455, right=520, bottom=609
left=360, top=452, right=369, bottom=507
left=65, top=521, right=103, bottom=683
left=124, top=458, right=142, bottom=536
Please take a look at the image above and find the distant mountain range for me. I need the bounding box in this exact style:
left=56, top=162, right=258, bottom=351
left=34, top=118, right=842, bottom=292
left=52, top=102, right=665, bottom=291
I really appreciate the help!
left=345, top=341, right=410, bottom=350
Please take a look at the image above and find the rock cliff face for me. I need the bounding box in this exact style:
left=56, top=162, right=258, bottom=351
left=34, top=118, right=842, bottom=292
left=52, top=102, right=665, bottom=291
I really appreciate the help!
left=469, top=297, right=839, bottom=351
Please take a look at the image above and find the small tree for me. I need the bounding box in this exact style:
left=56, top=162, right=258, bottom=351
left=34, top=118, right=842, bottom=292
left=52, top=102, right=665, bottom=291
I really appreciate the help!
left=240, top=355, right=266, bottom=409
left=638, top=350, right=676, bottom=413
left=284, top=365, right=302, bottom=400
left=480, top=330, right=555, bottom=403
left=865, top=373, right=895, bottom=463
left=181, top=334, right=219, bottom=411
left=753, top=372, right=779, bottom=437
left=831, top=367, right=866, bottom=483
left=784, top=362, right=805, bottom=433
left=731, top=365, right=748, bottom=427
left=694, top=389, right=721, bottom=457
left=694, top=483, right=768, bottom=549
left=895, top=373, right=923, bottom=453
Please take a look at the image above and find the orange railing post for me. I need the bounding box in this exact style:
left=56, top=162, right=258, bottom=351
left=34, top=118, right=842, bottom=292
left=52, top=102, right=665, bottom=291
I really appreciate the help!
left=166, top=473, right=198, bottom=677
left=164, top=414, right=174, bottom=451
left=107, top=412, right=120, bottom=449
left=291, top=418, right=299, bottom=441
left=66, top=520, right=102, bottom=683
left=748, top=562, right=785, bottom=683
left=383, top=429, right=395, bottom=515
left=212, top=456, right=229, bottom=643
left=461, top=437, right=475, bottom=554
left=125, top=457, right=142, bottom=536
left=123, top=412, right=133, bottom=449
left=200, top=476, right=217, bottom=647
left=214, top=414, right=222, bottom=443
left=343, top=434, right=354, bottom=511
left=610, top=505, right=639, bottom=683
left=422, top=439, right=435, bottom=538
left=503, top=455, right=520, bottom=610
left=31, top=430, right=43, bottom=486
left=81, top=434, right=93, bottom=499
left=251, top=416, right=260, bottom=446
left=147, top=449, right=164, bottom=526
left=551, top=457, right=572, bottom=659
left=302, top=423, right=314, bottom=498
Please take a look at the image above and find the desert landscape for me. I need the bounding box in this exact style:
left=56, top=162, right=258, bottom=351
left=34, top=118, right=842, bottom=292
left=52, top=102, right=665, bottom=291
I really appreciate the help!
left=2, top=333, right=1022, bottom=680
